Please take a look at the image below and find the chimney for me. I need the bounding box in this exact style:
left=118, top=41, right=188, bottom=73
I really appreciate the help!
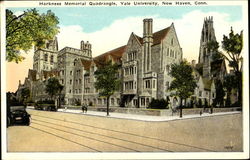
left=143, top=18, right=153, bottom=38
left=143, top=18, right=153, bottom=72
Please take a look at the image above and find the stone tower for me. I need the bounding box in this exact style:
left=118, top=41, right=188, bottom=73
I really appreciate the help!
left=80, top=41, right=92, bottom=58
left=198, top=16, right=217, bottom=78
left=143, top=18, right=153, bottom=72
left=33, top=37, right=59, bottom=73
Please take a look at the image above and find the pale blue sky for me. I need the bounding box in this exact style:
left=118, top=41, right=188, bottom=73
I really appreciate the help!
left=9, top=6, right=242, bottom=33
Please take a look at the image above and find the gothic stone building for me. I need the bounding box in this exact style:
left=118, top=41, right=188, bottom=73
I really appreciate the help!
left=18, top=18, right=183, bottom=108
left=192, top=16, right=227, bottom=106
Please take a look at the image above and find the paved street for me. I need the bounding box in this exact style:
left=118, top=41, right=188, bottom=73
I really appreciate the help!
left=7, top=109, right=242, bottom=152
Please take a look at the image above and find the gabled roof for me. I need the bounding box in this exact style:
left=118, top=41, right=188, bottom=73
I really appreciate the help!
left=133, top=26, right=171, bottom=46
left=153, top=27, right=171, bottom=45
left=93, top=45, right=126, bottom=66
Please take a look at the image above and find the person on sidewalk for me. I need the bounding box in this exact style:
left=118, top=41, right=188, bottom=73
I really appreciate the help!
left=82, top=103, right=88, bottom=113
left=64, top=105, right=67, bottom=111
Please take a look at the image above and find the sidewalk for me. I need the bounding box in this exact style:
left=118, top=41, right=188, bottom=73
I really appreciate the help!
left=57, top=108, right=241, bottom=122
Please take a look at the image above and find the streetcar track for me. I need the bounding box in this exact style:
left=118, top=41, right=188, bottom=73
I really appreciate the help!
left=29, top=126, right=100, bottom=152
left=32, top=121, right=141, bottom=152
left=32, top=118, right=172, bottom=152
left=31, top=113, right=215, bottom=152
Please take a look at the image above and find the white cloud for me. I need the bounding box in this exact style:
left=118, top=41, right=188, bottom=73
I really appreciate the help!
left=57, top=10, right=243, bottom=61
left=13, top=11, right=24, bottom=17
left=7, top=10, right=244, bottom=92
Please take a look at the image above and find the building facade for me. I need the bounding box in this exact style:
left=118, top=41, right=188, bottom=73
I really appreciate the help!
left=192, top=16, right=227, bottom=106
left=17, top=17, right=227, bottom=108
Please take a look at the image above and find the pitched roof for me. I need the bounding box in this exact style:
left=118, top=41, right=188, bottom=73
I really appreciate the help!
left=93, top=45, right=126, bottom=66
left=153, top=27, right=171, bottom=45
left=133, top=26, right=171, bottom=45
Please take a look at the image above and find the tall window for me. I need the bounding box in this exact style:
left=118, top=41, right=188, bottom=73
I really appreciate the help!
left=166, top=65, right=170, bottom=73
left=50, top=55, right=54, bottom=63
left=44, top=53, right=48, bottom=62
left=145, top=80, right=151, bottom=89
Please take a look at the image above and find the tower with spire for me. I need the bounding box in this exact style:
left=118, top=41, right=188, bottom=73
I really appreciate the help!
left=198, top=16, right=217, bottom=78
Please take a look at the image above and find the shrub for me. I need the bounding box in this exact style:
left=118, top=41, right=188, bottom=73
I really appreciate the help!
left=197, top=99, right=203, bottom=108
left=89, top=101, right=93, bottom=106
left=225, top=97, right=231, bottom=107
left=74, top=99, right=81, bottom=106
left=148, top=98, right=169, bottom=109
left=231, top=101, right=241, bottom=107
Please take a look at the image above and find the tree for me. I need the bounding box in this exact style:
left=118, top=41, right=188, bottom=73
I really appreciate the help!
left=94, top=61, right=121, bottom=116
left=6, top=8, right=59, bottom=63
left=169, top=60, right=197, bottom=118
left=221, top=27, right=243, bottom=107
left=223, top=74, right=238, bottom=107
left=20, top=87, right=30, bottom=106
left=207, top=28, right=243, bottom=107
left=45, top=77, right=63, bottom=102
left=213, top=80, right=225, bottom=107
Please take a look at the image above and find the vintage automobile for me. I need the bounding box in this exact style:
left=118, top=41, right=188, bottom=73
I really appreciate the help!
left=7, top=106, right=31, bottom=127
left=34, top=100, right=57, bottom=111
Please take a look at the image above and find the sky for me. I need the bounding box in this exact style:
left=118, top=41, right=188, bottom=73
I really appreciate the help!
left=6, top=5, right=244, bottom=92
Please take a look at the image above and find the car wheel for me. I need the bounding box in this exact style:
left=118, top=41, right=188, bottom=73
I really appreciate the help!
left=26, top=117, right=31, bottom=126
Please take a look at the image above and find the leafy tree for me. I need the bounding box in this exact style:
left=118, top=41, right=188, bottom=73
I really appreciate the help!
left=45, top=77, right=63, bottom=102
left=207, top=28, right=243, bottom=107
left=94, top=61, right=121, bottom=116
left=222, top=27, right=243, bottom=73
left=221, top=28, right=243, bottom=107
left=6, top=8, right=59, bottom=63
left=148, top=98, right=169, bottom=109
left=169, top=60, right=197, bottom=118
left=20, top=87, right=30, bottom=106
left=223, top=74, right=238, bottom=107
left=207, top=40, right=223, bottom=61
left=213, top=80, right=225, bottom=107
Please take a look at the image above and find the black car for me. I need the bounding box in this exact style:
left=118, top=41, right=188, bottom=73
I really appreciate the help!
left=7, top=106, right=31, bottom=127
left=34, top=100, right=57, bottom=111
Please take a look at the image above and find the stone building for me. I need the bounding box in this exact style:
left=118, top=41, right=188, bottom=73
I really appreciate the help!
left=192, top=16, right=227, bottom=106
left=18, top=17, right=229, bottom=108
left=57, top=41, right=92, bottom=105
left=17, top=18, right=183, bottom=108
left=121, top=19, right=183, bottom=108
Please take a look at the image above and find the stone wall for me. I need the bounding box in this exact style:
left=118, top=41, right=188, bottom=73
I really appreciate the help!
left=65, top=106, right=241, bottom=117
